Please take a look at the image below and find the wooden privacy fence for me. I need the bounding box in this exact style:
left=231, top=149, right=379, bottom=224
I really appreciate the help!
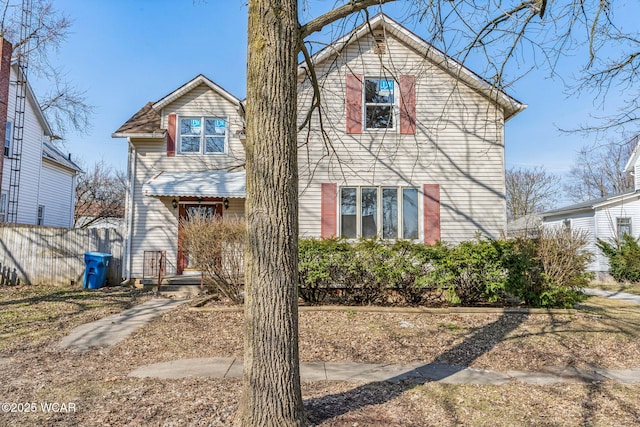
left=0, top=224, right=124, bottom=286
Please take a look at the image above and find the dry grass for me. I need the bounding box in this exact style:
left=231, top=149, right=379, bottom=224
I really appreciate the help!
left=0, top=284, right=149, bottom=354
left=1, top=284, right=640, bottom=426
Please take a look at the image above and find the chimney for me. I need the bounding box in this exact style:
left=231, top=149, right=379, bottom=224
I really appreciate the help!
left=0, top=38, right=12, bottom=196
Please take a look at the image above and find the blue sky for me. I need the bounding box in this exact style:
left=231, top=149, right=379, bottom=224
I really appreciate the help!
left=32, top=0, right=636, bottom=190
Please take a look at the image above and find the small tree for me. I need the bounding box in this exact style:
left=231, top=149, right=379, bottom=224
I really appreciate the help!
left=506, top=166, right=559, bottom=220
left=179, top=213, right=245, bottom=303
left=74, top=161, right=126, bottom=228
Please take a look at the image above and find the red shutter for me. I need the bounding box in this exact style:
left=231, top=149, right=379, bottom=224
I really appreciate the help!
left=400, top=75, right=416, bottom=135
left=167, top=113, right=176, bottom=157
left=423, top=184, right=440, bottom=245
left=346, top=74, right=362, bottom=134
left=321, top=183, right=337, bottom=238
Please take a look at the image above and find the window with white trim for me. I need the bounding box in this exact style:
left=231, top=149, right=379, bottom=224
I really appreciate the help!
left=617, top=217, right=632, bottom=239
left=4, top=120, right=12, bottom=157
left=340, top=186, right=419, bottom=239
left=37, top=205, right=45, bottom=226
left=178, top=116, right=227, bottom=154
left=364, top=78, right=395, bottom=130
left=0, top=192, right=7, bottom=222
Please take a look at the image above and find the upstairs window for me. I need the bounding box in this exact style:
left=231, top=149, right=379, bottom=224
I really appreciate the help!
left=0, top=192, right=6, bottom=222
left=179, top=116, right=227, bottom=154
left=364, top=78, right=395, bottom=130
left=37, top=205, right=45, bottom=226
left=340, top=186, right=419, bottom=239
left=4, top=120, right=12, bottom=157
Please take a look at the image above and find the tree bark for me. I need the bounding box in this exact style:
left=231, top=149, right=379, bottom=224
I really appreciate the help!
left=240, top=1, right=305, bottom=426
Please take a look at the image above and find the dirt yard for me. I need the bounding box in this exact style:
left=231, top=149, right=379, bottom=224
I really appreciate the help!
left=1, top=284, right=639, bottom=426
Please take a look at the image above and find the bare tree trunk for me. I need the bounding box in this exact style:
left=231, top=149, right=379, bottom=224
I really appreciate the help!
left=240, top=0, right=305, bottom=426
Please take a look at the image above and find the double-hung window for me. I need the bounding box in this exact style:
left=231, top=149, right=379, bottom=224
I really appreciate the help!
left=0, top=192, right=6, bottom=222
left=37, top=205, right=45, bottom=226
left=179, top=116, right=227, bottom=154
left=364, top=78, right=395, bottom=130
left=4, top=120, right=12, bottom=157
left=617, top=217, right=632, bottom=240
left=340, top=186, right=419, bottom=239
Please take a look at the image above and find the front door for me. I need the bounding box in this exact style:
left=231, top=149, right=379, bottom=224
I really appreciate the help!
left=177, top=201, right=223, bottom=274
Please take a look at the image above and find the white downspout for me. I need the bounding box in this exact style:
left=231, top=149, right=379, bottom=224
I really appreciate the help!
left=121, top=139, right=136, bottom=285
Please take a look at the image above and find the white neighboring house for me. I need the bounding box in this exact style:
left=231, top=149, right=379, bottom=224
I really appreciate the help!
left=542, top=140, right=640, bottom=276
left=0, top=39, right=81, bottom=228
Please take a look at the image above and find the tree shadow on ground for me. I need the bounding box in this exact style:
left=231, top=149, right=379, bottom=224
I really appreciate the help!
left=305, top=312, right=528, bottom=424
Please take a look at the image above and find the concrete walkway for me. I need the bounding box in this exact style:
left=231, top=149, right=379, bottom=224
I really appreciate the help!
left=129, top=357, right=640, bottom=385
left=582, top=288, right=640, bottom=304
left=59, top=298, right=187, bottom=351
left=59, top=288, right=640, bottom=384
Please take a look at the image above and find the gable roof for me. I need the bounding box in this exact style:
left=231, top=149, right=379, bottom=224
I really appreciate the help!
left=302, top=13, right=526, bottom=121
left=112, top=102, right=163, bottom=138
left=152, top=74, right=242, bottom=110
left=42, top=140, right=82, bottom=172
left=12, top=64, right=54, bottom=137
left=623, top=135, right=640, bottom=174
left=542, top=190, right=640, bottom=218
left=113, top=75, right=241, bottom=138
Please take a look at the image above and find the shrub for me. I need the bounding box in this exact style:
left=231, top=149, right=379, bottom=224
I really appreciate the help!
left=597, top=234, right=640, bottom=283
left=421, top=239, right=512, bottom=305
left=179, top=213, right=245, bottom=303
left=298, top=238, right=354, bottom=304
left=509, top=227, right=592, bottom=307
left=298, top=238, right=438, bottom=306
left=299, top=230, right=592, bottom=308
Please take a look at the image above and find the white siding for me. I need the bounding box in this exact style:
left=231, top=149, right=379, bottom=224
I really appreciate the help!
left=297, top=32, right=505, bottom=243
left=594, top=198, right=640, bottom=272
left=544, top=212, right=599, bottom=272
left=1, top=67, right=46, bottom=225
left=543, top=196, right=640, bottom=273
left=38, top=160, right=76, bottom=227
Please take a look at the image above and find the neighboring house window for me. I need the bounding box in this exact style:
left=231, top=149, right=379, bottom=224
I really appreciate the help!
left=178, top=116, right=227, bottom=154
left=0, top=192, right=6, bottom=222
left=364, top=78, right=395, bottom=130
left=340, top=186, right=419, bottom=239
left=4, top=120, right=12, bottom=157
left=37, top=205, right=45, bottom=225
left=617, top=217, right=632, bottom=239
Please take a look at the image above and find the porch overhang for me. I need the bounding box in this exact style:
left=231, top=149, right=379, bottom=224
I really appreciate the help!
left=142, top=171, right=246, bottom=198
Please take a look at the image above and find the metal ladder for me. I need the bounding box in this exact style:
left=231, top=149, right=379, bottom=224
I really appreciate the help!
left=6, top=0, right=32, bottom=223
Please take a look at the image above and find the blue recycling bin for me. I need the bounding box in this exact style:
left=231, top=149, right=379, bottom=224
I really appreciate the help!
left=83, top=252, right=112, bottom=289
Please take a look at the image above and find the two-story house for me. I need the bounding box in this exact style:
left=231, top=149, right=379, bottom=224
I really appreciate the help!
left=113, top=14, right=525, bottom=282
left=0, top=38, right=81, bottom=228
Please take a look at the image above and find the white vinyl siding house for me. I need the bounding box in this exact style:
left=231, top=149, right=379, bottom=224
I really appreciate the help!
left=543, top=139, right=640, bottom=275
left=0, top=61, right=80, bottom=227
left=113, top=14, right=525, bottom=281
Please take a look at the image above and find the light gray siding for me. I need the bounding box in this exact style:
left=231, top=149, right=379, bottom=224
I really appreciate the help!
left=594, top=198, right=640, bottom=272
left=38, top=160, right=76, bottom=227
left=544, top=212, right=599, bottom=272
left=1, top=67, right=45, bottom=225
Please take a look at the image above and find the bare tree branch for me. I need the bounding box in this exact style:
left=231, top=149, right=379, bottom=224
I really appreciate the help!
left=300, top=0, right=396, bottom=39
